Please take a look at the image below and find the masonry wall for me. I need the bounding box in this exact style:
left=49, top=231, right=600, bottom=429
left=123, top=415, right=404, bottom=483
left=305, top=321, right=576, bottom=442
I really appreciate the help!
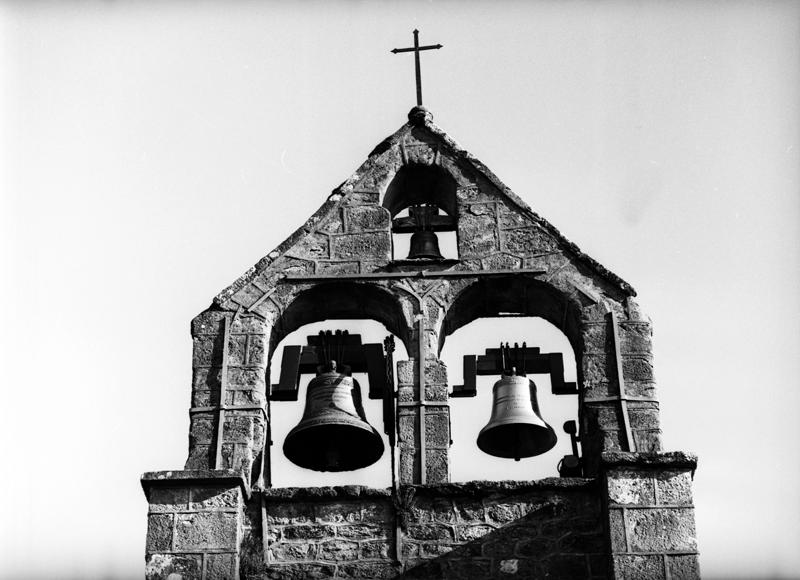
left=238, top=480, right=606, bottom=580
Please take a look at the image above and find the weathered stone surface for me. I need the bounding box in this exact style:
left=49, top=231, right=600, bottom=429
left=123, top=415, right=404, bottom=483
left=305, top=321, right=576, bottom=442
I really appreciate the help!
left=627, top=508, right=697, bottom=552
left=282, top=525, right=335, bottom=540
left=332, top=232, right=391, bottom=260
left=317, top=539, right=359, bottom=561
left=607, top=469, right=656, bottom=505
left=608, top=508, right=627, bottom=552
left=205, top=553, right=237, bottom=579
left=174, top=512, right=238, bottom=550
left=613, top=554, right=666, bottom=580
left=148, top=487, right=189, bottom=512
left=458, top=213, right=498, bottom=256
left=656, top=470, right=694, bottom=505
left=345, top=206, right=391, bottom=231
left=146, top=514, right=173, bottom=552
left=145, top=553, right=202, bottom=580
left=667, top=554, right=701, bottom=579
left=502, top=227, right=558, bottom=255
left=190, top=486, right=240, bottom=510
left=424, top=412, right=450, bottom=447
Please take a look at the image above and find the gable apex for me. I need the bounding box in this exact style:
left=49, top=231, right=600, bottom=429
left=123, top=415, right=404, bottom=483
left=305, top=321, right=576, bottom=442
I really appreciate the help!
left=214, top=107, right=635, bottom=308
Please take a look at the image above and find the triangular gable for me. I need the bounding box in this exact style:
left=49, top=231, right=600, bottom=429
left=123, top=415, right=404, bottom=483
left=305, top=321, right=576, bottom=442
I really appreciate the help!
left=215, top=107, right=634, bottom=311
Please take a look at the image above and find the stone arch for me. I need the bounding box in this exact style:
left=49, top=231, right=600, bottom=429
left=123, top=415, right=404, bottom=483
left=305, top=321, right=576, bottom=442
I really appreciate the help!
left=267, top=281, right=411, bottom=359
left=382, top=163, right=459, bottom=218
left=440, top=275, right=585, bottom=359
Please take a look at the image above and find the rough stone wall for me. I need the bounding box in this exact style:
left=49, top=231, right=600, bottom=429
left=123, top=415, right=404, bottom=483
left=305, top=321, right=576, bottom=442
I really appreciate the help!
left=143, top=471, right=247, bottom=580
left=239, top=480, right=605, bottom=580
left=603, top=453, right=700, bottom=580
left=186, top=312, right=268, bottom=482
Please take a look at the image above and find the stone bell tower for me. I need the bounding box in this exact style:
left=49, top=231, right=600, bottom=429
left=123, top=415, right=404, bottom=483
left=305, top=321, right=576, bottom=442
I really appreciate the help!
left=141, top=105, right=700, bottom=579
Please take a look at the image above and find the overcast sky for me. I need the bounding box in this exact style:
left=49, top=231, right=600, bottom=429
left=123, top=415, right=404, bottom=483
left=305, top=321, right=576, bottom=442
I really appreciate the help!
left=1, top=2, right=798, bottom=579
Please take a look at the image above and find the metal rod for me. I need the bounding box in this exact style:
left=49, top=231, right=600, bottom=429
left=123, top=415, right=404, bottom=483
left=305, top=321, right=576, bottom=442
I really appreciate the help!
left=413, top=29, right=422, bottom=106
left=281, top=268, right=547, bottom=282
left=418, top=316, right=426, bottom=484
left=214, top=315, right=231, bottom=469
left=610, top=311, right=636, bottom=452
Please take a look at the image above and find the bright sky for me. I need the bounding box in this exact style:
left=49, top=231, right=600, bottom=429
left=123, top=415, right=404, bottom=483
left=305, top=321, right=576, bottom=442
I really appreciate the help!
left=1, top=2, right=798, bottom=579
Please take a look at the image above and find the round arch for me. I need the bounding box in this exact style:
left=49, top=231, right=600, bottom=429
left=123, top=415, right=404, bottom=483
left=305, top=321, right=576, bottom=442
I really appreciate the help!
left=440, top=276, right=585, bottom=358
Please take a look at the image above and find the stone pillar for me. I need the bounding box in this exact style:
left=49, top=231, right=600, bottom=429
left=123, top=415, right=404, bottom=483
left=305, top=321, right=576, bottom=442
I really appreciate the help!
left=603, top=452, right=700, bottom=580
left=186, top=310, right=268, bottom=483
left=581, top=309, right=661, bottom=476
left=142, top=470, right=250, bottom=580
left=396, top=357, right=450, bottom=484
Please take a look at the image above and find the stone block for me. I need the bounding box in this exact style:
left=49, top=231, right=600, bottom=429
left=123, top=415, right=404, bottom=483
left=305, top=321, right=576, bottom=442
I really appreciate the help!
left=174, top=512, right=238, bottom=550
left=146, top=514, right=174, bottom=552
left=424, top=359, right=448, bottom=384
left=419, top=542, right=456, bottom=558
left=345, top=206, right=390, bottom=231
left=406, top=523, right=454, bottom=541
left=424, top=411, right=450, bottom=447
left=332, top=232, right=391, bottom=261
left=425, top=385, right=449, bottom=401
left=557, top=532, right=605, bottom=553
left=338, top=562, right=400, bottom=579
left=232, top=283, right=267, bottom=309
left=607, top=469, right=656, bottom=506
left=288, top=233, right=329, bottom=260
left=613, top=554, right=666, bottom=580
left=608, top=508, right=627, bottom=552
left=502, top=227, right=558, bottom=255
left=184, top=444, right=212, bottom=470
left=343, top=191, right=380, bottom=206
left=193, top=366, right=222, bottom=392
left=627, top=508, right=697, bottom=552
left=227, top=335, right=247, bottom=366
left=336, top=523, right=387, bottom=540
left=481, top=252, right=523, bottom=270
left=359, top=539, right=391, bottom=560
left=266, top=503, right=313, bottom=525
left=192, top=311, right=226, bottom=336
left=454, top=498, right=484, bottom=523
left=361, top=501, right=392, bottom=524
left=189, top=414, right=215, bottom=445
left=458, top=213, right=498, bottom=256
left=316, top=261, right=360, bottom=275
left=148, top=487, right=189, bottom=513
left=399, top=447, right=418, bottom=484
left=145, top=553, right=202, bottom=580
left=282, top=525, right=335, bottom=540
left=656, top=471, right=694, bottom=505
left=248, top=335, right=266, bottom=365
left=190, top=486, right=241, bottom=511
left=485, top=502, right=522, bottom=525
left=582, top=353, right=610, bottom=383
left=456, top=523, right=494, bottom=542
left=628, top=403, right=660, bottom=430
left=315, top=501, right=364, bottom=524
left=230, top=315, right=267, bottom=335
left=633, top=429, right=662, bottom=453
left=425, top=448, right=449, bottom=484
left=498, top=204, right=530, bottom=229
left=396, top=359, right=416, bottom=385
left=205, top=553, right=237, bottom=579
left=318, top=539, right=359, bottom=561
left=408, top=497, right=455, bottom=523
left=229, top=367, right=265, bottom=388
left=270, top=541, right=314, bottom=561
left=262, top=563, right=336, bottom=580
left=667, top=554, right=701, bottom=579
left=222, top=415, right=255, bottom=443
left=456, top=186, right=493, bottom=203
left=619, top=323, right=652, bottom=353
left=583, top=324, right=610, bottom=353
left=193, top=337, right=220, bottom=367
left=622, top=356, right=654, bottom=382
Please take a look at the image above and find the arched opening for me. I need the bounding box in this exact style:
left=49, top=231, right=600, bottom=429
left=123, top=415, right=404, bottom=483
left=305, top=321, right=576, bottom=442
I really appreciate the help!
left=382, top=164, right=459, bottom=261
left=266, top=282, right=410, bottom=488
left=441, top=276, right=583, bottom=481
left=269, top=320, right=409, bottom=488
left=442, top=317, right=578, bottom=482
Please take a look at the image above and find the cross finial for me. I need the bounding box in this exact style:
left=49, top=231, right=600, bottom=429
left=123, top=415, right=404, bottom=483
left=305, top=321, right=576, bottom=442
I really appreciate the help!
left=391, top=29, right=443, bottom=106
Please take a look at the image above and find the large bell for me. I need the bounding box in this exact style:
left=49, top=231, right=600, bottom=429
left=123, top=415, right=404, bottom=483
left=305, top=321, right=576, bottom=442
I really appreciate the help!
left=283, top=368, right=384, bottom=472
left=477, top=373, right=557, bottom=461
left=407, top=230, right=444, bottom=260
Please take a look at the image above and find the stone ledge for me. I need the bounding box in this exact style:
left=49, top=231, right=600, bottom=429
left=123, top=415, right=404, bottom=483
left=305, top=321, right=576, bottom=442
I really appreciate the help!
left=260, top=485, right=393, bottom=501
left=601, top=451, right=698, bottom=470
left=406, top=478, right=597, bottom=498
left=141, top=469, right=251, bottom=501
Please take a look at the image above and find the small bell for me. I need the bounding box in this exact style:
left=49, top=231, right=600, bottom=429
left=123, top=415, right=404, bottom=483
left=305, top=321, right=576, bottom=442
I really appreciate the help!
left=283, top=362, right=384, bottom=472
left=477, top=371, right=557, bottom=461
left=405, top=204, right=444, bottom=260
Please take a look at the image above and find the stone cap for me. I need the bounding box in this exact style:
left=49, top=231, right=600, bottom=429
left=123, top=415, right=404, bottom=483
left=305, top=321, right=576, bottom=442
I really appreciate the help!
left=601, top=451, right=698, bottom=471
left=406, top=478, right=597, bottom=499
left=141, top=469, right=251, bottom=501
left=261, top=485, right=392, bottom=501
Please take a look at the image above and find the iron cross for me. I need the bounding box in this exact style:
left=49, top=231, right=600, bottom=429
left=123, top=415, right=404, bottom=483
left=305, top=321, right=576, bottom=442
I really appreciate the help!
left=391, top=29, right=443, bottom=106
